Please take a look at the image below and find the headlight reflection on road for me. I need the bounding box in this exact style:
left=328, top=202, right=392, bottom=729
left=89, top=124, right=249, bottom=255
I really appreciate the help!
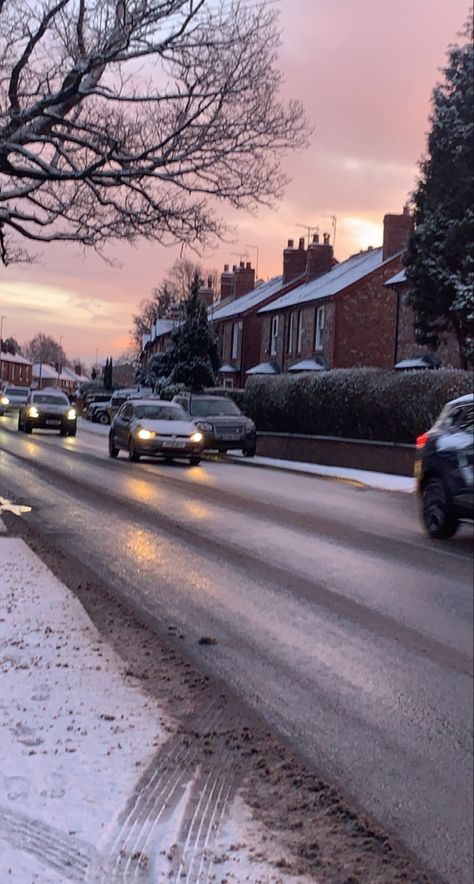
left=123, top=476, right=158, bottom=504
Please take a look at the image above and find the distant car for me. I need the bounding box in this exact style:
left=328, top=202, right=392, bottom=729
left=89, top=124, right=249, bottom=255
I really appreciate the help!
left=415, top=393, right=473, bottom=538
left=0, top=385, right=30, bottom=415
left=109, top=398, right=204, bottom=465
left=172, top=393, right=257, bottom=456
left=18, top=388, right=77, bottom=436
left=86, top=397, right=112, bottom=424
left=108, top=387, right=153, bottom=421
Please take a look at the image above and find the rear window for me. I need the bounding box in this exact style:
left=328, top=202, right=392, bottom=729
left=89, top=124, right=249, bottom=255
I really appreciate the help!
left=33, top=394, right=69, bottom=404
left=5, top=387, right=28, bottom=396
left=135, top=404, right=187, bottom=421
left=190, top=398, right=241, bottom=417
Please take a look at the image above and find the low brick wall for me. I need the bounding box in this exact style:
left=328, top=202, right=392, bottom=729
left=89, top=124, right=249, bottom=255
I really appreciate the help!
left=256, top=432, right=415, bottom=476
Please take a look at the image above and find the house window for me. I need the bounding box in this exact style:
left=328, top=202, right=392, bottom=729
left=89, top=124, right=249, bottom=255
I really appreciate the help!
left=287, top=313, right=294, bottom=354
left=224, top=378, right=234, bottom=389
left=270, top=315, right=279, bottom=356
left=297, top=310, right=304, bottom=352
left=315, top=305, right=325, bottom=350
left=231, top=321, right=240, bottom=360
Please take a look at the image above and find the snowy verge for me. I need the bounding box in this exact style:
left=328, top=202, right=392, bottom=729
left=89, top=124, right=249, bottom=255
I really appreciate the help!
left=77, top=416, right=109, bottom=436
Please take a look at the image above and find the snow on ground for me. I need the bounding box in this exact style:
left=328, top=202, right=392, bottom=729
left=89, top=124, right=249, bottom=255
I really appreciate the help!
left=0, top=536, right=315, bottom=883
left=78, top=418, right=415, bottom=492
left=0, top=537, right=167, bottom=881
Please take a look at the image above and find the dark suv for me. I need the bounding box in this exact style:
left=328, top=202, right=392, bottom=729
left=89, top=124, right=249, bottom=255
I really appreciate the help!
left=415, top=393, right=473, bottom=538
left=173, top=393, right=256, bottom=456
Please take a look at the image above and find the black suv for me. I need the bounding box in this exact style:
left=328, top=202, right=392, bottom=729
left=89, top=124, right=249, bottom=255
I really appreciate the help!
left=173, top=393, right=256, bottom=456
left=415, top=393, right=473, bottom=538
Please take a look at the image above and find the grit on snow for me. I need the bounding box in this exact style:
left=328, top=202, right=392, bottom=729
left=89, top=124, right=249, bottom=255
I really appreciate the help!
left=0, top=535, right=313, bottom=883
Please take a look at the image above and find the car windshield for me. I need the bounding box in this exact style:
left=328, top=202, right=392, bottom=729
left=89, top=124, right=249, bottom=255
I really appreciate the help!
left=190, top=398, right=241, bottom=417
left=33, top=394, right=69, bottom=404
left=5, top=388, right=28, bottom=397
left=135, top=404, right=187, bottom=421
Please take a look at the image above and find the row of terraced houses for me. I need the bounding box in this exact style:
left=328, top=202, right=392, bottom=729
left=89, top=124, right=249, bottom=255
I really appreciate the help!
left=140, top=207, right=461, bottom=385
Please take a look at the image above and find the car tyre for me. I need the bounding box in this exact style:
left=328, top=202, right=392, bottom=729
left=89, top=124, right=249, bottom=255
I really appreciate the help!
left=68, top=428, right=77, bottom=437
left=98, top=412, right=110, bottom=425
left=108, top=433, right=119, bottom=458
left=243, top=445, right=256, bottom=458
left=128, top=438, right=140, bottom=462
left=24, top=421, right=33, bottom=435
left=189, top=455, right=201, bottom=466
left=17, top=416, right=22, bottom=431
left=59, top=427, right=68, bottom=436
left=421, top=477, right=459, bottom=539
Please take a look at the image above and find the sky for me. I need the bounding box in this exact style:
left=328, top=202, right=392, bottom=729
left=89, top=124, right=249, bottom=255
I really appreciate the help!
left=0, top=0, right=470, bottom=365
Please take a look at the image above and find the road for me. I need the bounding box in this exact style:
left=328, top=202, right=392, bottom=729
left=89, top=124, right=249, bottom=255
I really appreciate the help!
left=1, top=415, right=472, bottom=883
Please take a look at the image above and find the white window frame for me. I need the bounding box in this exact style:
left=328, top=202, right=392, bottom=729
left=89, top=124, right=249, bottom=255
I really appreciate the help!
left=315, top=305, right=325, bottom=351
left=287, top=312, right=294, bottom=354
left=231, top=321, right=239, bottom=359
left=270, top=315, right=279, bottom=356
left=297, top=310, right=304, bottom=352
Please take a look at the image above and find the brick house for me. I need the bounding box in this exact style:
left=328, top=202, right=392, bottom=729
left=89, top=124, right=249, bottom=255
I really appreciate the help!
left=257, top=209, right=413, bottom=373
left=384, top=269, right=462, bottom=368
left=210, top=236, right=336, bottom=386
left=0, top=350, right=32, bottom=386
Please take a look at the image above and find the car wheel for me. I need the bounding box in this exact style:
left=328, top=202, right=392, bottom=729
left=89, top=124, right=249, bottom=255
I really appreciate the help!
left=24, top=421, right=33, bottom=434
left=243, top=445, right=256, bottom=457
left=98, top=412, right=110, bottom=425
left=189, top=455, right=201, bottom=466
left=128, top=438, right=140, bottom=462
left=17, top=416, right=22, bottom=431
left=108, top=433, right=119, bottom=458
left=421, top=477, right=459, bottom=539
left=68, top=428, right=77, bottom=437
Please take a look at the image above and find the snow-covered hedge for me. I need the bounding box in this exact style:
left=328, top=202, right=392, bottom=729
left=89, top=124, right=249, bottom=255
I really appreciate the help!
left=243, top=369, right=473, bottom=443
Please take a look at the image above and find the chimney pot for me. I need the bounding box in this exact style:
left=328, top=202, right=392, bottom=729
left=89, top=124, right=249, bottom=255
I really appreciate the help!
left=240, top=261, right=244, bottom=269
left=246, top=261, right=251, bottom=270
left=224, top=263, right=229, bottom=272
left=313, top=233, right=319, bottom=244
left=323, top=232, right=330, bottom=245
left=298, top=237, right=305, bottom=249
left=287, top=239, right=294, bottom=248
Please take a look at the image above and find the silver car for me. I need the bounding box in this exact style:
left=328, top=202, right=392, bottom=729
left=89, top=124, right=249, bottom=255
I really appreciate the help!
left=0, top=385, right=30, bottom=415
left=109, top=399, right=204, bottom=465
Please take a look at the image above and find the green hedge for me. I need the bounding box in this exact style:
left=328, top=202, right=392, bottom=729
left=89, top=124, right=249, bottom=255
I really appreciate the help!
left=242, top=369, right=473, bottom=443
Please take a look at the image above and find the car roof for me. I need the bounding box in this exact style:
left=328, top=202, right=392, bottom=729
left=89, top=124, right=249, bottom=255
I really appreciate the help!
left=447, top=393, right=474, bottom=407
left=126, top=398, right=183, bottom=406
left=34, top=387, right=68, bottom=395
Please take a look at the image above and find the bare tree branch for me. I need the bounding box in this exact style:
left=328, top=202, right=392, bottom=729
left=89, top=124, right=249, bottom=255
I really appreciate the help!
left=0, top=0, right=310, bottom=264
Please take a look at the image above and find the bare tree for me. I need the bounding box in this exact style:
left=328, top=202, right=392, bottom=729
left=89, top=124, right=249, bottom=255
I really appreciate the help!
left=0, top=0, right=309, bottom=264
left=24, top=332, right=67, bottom=365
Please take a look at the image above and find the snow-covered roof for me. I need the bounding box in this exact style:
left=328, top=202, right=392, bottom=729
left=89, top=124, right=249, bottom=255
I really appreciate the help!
left=141, top=333, right=151, bottom=349
left=209, top=275, right=287, bottom=321
left=0, top=351, right=31, bottom=365
left=394, top=353, right=441, bottom=370
left=217, top=364, right=239, bottom=373
left=32, top=363, right=85, bottom=383
left=385, top=269, right=407, bottom=286
left=246, top=361, right=280, bottom=375
left=259, top=248, right=387, bottom=313
left=61, top=366, right=89, bottom=383
left=288, top=358, right=327, bottom=372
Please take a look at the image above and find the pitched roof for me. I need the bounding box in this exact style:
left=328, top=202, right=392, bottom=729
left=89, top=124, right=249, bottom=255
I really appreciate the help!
left=259, top=248, right=386, bottom=313
left=245, top=361, right=281, bottom=375
left=209, top=275, right=287, bottom=321
left=385, top=269, right=407, bottom=286
left=0, top=350, right=31, bottom=365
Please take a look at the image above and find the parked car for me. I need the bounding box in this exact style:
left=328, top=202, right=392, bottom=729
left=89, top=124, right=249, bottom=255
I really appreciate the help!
left=415, top=393, right=473, bottom=538
left=18, top=388, right=77, bottom=436
left=85, top=396, right=112, bottom=424
left=108, top=398, right=204, bottom=465
left=0, top=385, right=30, bottom=415
left=108, top=387, right=153, bottom=421
left=172, top=393, right=257, bottom=456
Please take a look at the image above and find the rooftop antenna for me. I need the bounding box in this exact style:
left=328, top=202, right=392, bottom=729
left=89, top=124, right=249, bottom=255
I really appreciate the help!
left=245, top=243, right=260, bottom=279
left=322, top=215, right=337, bottom=253
left=296, top=223, right=319, bottom=246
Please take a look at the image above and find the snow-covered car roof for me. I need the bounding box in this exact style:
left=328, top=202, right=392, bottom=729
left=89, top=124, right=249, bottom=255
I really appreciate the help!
left=446, top=393, right=473, bottom=407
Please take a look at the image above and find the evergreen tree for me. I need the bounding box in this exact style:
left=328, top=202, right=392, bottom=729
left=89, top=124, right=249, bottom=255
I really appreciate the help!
left=405, top=18, right=473, bottom=367
left=157, top=276, right=217, bottom=392
left=103, top=357, right=113, bottom=391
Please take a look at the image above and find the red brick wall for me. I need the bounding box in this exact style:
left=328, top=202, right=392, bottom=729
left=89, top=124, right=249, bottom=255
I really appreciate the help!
left=396, top=288, right=461, bottom=368
left=333, top=259, right=402, bottom=368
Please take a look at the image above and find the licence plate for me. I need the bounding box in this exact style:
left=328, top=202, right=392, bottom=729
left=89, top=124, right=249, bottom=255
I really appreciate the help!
left=46, top=420, right=61, bottom=426
left=218, top=434, right=242, bottom=441
left=162, top=440, right=186, bottom=449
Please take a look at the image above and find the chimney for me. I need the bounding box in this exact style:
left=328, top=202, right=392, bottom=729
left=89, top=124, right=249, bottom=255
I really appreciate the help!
left=305, top=233, right=334, bottom=281
left=383, top=207, right=414, bottom=260
left=283, top=237, right=307, bottom=284
left=220, top=264, right=234, bottom=300
left=233, top=262, right=255, bottom=299
left=197, top=277, right=214, bottom=308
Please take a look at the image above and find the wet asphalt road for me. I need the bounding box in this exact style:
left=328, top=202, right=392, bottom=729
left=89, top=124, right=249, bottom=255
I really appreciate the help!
left=0, top=416, right=472, bottom=883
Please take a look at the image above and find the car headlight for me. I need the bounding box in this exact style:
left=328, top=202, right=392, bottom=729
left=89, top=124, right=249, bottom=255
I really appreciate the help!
left=67, top=409, right=76, bottom=420
left=28, top=406, right=39, bottom=418
left=190, top=431, right=203, bottom=443
left=0, top=396, right=9, bottom=405
left=137, top=428, right=155, bottom=440
left=245, top=418, right=256, bottom=432
left=195, top=421, right=213, bottom=432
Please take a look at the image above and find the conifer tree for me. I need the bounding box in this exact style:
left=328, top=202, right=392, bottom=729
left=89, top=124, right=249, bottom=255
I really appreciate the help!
left=406, top=18, right=473, bottom=367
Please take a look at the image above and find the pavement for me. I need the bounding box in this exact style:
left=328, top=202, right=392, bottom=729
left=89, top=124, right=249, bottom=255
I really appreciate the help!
left=0, top=515, right=315, bottom=883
